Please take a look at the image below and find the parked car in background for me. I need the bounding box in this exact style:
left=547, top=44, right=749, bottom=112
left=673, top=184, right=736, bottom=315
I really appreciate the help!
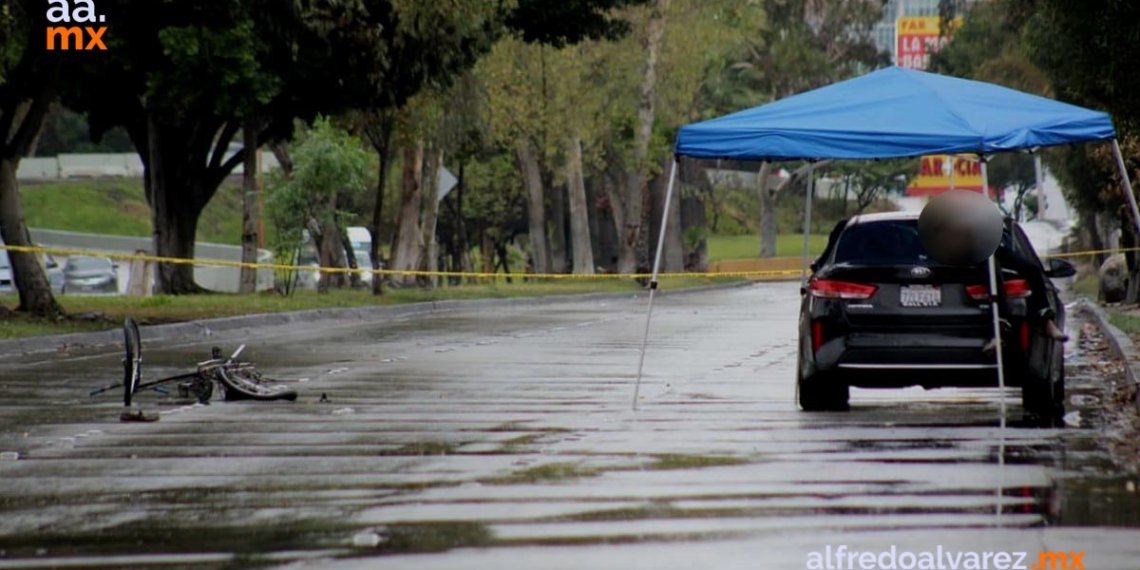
left=354, top=251, right=374, bottom=285
left=0, top=244, right=64, bottom=294
left=291, top=228, right=380, bottom=289
left=62, top=256, right=119, bottom=294
left=346, top=226, right=372, bottom=257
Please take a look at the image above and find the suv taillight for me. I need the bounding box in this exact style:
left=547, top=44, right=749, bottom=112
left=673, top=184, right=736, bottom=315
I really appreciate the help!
left=1004, top=279, right=1031, bottom=299
left=966, top=280, right=1033, bottom=301
left=965, top=285, right=989, bottom=301
left=809, top=279, right=877, bottom=300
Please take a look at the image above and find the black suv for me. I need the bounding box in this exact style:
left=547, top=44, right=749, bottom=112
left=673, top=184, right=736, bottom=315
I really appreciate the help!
left=796, top=211, right=1077, bottom=417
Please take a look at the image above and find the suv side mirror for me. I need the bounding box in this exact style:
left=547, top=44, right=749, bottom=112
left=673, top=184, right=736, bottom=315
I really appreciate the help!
left=1044, top=258, right=1077, bottom=279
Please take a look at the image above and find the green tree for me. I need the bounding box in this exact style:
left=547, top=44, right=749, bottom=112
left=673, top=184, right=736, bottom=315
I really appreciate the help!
left=1022, top=0, right=1140, bottom=135
left=62, top=0, right=504, bottom=294
left=343, top=0, right=653, bottom=289
left=31, top=106, right=133, bottom=156
left=832, top=160, right=911, bottom=217
left=1021, top=0, right=1140, bottom=297
left=265, top=118, right=370, bottom=295
left=732, top=0, right=888, bottom=257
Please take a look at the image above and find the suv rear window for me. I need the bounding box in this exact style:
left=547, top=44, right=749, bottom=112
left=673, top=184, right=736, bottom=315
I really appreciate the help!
left=833, top=219, right=930, bottom=265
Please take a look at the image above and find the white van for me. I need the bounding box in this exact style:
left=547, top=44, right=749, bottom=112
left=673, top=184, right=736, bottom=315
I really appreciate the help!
left=346, top=226, right=372, bottom=255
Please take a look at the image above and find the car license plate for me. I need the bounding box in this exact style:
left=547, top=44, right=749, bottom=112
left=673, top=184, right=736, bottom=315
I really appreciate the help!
left=900, top=285, right=941, bottom=307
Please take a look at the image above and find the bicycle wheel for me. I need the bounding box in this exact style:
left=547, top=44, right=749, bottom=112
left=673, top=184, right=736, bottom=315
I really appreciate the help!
left=216, top=365, right=298, bottom=402
left=122, top=317, right=142, bottom=407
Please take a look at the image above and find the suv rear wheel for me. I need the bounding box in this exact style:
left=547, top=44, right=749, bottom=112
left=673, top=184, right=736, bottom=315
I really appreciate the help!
left=1021, top=358, right=1065, bottom=421
left=797, top=363, right=850, bottom=411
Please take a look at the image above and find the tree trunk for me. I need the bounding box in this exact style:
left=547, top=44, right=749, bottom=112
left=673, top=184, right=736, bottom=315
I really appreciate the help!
left=481, top=232, right=494, bottom=274
left=1123, top=207, right=1140, bottom=304
left=622, top=0, right=670, bottom=275
left=517, top=139, right=549, bottom=274
left=143, top=114, right=225, bottom=295
left=368, top=130, right=393, bottom=296
left=420, top=147, right=443, bottom=288
left=342, top=226, right=361, bottom=288
left=145, top=116, right=208, bottom=294
left=270, top=141, right=294, bottom=176
left=566, top=134, right=594, bottom=274
left=664, top=167, right=684, bottom=272
left=0, top=157, right=61, bottom=316
left=680, top=192, right=708, bottom=271
left=364, top=112, right=394, bottom=295
left=602, top=176, right=624, bottom=272
left=239, top=117, right=260, bottom=294
left=758, top=162, right=778, bottom=258
left=24, top=113, right=46, bottom=158
left=1083, top=211, right=1106, bottom=268
left=456, top=164, right=473, bottom=281
left=308, top=218, right=344, bottom=294
left=389, top=143, right=424, bottom=286
left=549, top=183, right=568, bottom=274
left=841, top=175, right=850, bottom=217
left=0, top=64, right=61, bottom=316
left=150, top=182, right=206, bottom=295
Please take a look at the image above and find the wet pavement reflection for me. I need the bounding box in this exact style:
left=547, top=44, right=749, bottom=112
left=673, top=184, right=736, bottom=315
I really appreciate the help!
left=1, top=283, right=1139, bottom=569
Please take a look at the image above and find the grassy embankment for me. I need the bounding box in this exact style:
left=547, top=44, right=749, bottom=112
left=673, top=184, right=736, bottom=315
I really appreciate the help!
left=19, top=179, right=826, bottom=261
left=2, top=179, right=835, bottom=339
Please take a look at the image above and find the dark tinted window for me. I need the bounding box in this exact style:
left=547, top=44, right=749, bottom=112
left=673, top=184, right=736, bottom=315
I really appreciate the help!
left=833, top=219, right=930, bottom=265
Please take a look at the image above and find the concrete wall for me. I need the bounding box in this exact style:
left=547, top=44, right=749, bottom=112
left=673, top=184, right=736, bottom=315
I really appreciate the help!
left=17, top=151, right=280, bottom=181
left=28, top=228, right=274, bottom=293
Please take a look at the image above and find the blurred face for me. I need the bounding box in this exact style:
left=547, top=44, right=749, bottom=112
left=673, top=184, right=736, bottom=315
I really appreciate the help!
left=939, top=222, right=972, bottom=262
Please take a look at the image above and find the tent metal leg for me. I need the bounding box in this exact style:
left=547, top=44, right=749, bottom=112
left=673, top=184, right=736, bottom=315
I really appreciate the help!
left=800, top=162, right=816, bottom=280
left=633, top=159, right=680, bottom=411
left=982, top=161, right=1007, bottom=426
left=1112, top=139, right=1140, bottom=243
left=1033, top=151, right=1045, bottom=220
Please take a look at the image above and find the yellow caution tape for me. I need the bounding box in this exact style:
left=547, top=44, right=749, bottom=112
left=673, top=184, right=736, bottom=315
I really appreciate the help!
left=0, top=242, right=1129, bottom=280
left=1039, top=246, right=1140, bottom=259
left=0, top=244, right=802, bottom=280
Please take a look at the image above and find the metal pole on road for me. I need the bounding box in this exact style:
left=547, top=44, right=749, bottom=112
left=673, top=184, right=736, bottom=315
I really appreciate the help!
left=800, top=161, right=816, bottom=281
left=1033, top=150, right=1045, bottom=220
left=981, top=159, right=1007, bottom=427
left=633, top=158, right=680, bottom=411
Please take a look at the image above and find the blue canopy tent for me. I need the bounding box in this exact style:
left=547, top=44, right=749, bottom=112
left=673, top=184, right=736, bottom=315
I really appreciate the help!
left=632, top=66, right=1140, bottom=412
left=674, top=66, right=1117, bottom=160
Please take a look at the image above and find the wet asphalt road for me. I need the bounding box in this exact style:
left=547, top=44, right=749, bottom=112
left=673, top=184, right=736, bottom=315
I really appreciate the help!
left=2, top=282, right=1140, bottom=569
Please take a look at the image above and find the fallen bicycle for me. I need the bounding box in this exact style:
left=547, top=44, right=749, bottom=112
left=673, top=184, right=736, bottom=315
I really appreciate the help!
left=90, top=318, right=298, bottom=421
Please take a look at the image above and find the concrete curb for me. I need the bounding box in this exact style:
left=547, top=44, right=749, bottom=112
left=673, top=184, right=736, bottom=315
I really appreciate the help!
left=1076, top=298, right=1140, bottom=407
left=0, top=280, right=763, bottom=357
